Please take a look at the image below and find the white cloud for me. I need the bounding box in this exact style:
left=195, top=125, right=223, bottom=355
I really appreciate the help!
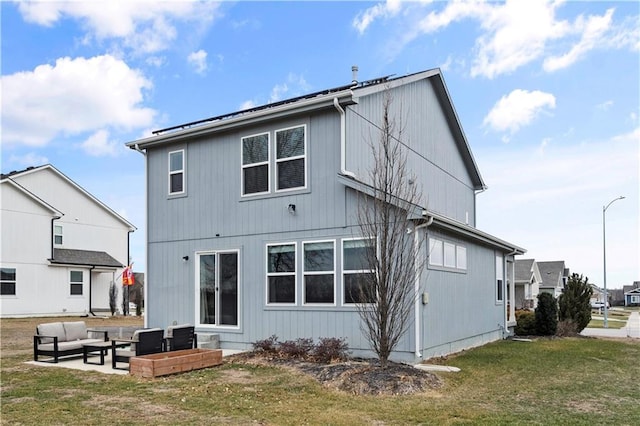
left=269, top=73, right=311, bottom=103
left=543, top=8, right=614, bottom=72
left=7, top=153, right=49, bottom=168
left=16, top=1, right=221, bottom=55
left=1, top=55, right=155, bottom=147
left=352, top=0, right=403, bottom=34
left=78, top=129, right=121, bottom=157
left=187, top=49, right=208, bottom=75
left=483, top=89, right=556, bottom=135
left=239, top=100, right=256, bottom=110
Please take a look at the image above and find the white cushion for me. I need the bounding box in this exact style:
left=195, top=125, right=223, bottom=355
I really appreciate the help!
left=63, top=321, right=88, bottom=341
left=37, top=322, right=66, bottom=344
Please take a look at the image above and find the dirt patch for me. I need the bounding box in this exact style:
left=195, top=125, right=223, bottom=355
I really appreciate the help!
left=230, top=352, right=442, bottom=396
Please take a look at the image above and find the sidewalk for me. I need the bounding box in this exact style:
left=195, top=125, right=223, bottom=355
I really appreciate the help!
left=581, top=311, right=640, bottom=339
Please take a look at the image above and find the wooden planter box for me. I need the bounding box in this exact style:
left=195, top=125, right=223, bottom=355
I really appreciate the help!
left=130, top=348, right=222, bottom=378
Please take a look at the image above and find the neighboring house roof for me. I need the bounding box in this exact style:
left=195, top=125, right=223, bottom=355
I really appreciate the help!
left=0, top=177, right=63, bottom=217
left=127, top=68, right=485, bottom=190
left=515, top=259, right=535, bottom=283
left=537, top=261, right=567, bottom=289
left=625, top=287, right=640, bottom=296
left=50, top=248, right=123, bottom=268
left=2, top=164, right=136, bottom=231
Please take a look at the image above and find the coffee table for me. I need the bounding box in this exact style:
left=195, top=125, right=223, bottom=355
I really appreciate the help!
left=82, top=341, right=129, bottom=365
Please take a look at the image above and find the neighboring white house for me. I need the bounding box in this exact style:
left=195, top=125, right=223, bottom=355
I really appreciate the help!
left=536, top=261, right=569, bottom=299
left=514, top=259, right=541, bottom=309
left=0, top=165, right=136, bottom=317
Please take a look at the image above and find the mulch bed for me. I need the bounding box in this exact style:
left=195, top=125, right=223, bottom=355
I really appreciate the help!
left=229, top=352, right=442, bottom=396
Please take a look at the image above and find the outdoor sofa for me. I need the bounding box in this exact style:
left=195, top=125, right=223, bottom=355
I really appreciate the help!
left=33, top=321, right=108, bottom=363
left=111, top=328, right=165, bottom=370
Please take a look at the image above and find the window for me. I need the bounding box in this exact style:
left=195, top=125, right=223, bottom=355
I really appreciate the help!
left=54, top=225, right=63, bottom=245
left=242, top=133, right=269, bottom=195
left=631, top=295, right=639, bottom=304
left=343, top=238, right=376, bottom=304
left=303, top=241, right=335, bottom=304
left=276, top=125, right=306, bottom=191
left=267, top=243, right=296, bottom=304
left=70, top=271, right=83, bottom=295
left=169, top=150, right=185, bottom=194
left=429, top=238, right=467, bottom=271
left=496, top=255, right=504, bottom=302
left=1, top=268, right=16, bottom=296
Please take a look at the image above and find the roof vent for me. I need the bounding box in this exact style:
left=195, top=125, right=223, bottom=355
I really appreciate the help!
left=351, top=65, right=359, bottom=86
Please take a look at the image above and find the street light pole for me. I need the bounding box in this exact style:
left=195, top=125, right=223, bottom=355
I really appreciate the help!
left=603, top=196, right=625, bottom=328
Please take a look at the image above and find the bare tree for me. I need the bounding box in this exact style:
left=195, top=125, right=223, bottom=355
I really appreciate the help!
left=352, top=91, right=425, bottom=368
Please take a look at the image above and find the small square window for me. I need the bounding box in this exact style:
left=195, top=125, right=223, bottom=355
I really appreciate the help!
left=70, top=270, right=83, bottom=296
left=1, top=268, right=16, bottom=296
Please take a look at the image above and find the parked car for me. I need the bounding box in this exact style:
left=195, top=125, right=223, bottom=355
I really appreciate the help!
left=591, top=301, right=610, bottom=309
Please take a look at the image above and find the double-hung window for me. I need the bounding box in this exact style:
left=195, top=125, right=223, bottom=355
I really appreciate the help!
left=169, top=150, right=185, bottom=195
left=242, top=133, right=270, bottom=195
left=70, top=271, right=83, bottom=295
left=54, top=225, right=63, bottom=245
left=276, top=125, right=306, bottom=191
left=496, top=255, right=504, bottom=302
left=1, top=268, right=16, bottom=295
left=342, top=238, right=376, bottom=304
left=303, top=241, right=335, bottom=304
left=267, top=243, right=296, bottom=304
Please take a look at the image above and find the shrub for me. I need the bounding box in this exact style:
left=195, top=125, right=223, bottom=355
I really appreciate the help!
left=558, top=273, right=592, bottom=333
left=515, top=310, right=536, bottom=336
left=253, top=335, right=279, bottom=353
left=279, top=338, right=314, bottom=359
left=313, top=337, right=349, bottom=363
left=535, top=293, right=558, bottom=336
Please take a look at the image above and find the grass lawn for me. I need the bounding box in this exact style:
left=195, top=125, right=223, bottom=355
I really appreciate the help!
left=2, top=317, right=640, bottom=425
left=588, top=319, right=628, bottom=329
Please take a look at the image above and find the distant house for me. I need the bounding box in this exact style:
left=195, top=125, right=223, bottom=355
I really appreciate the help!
left=514, top=259, right=541, bottom=309
left=624, top=281, right=640, bottom=307
left=127, top=68, right=525, bottom=362
left=536, top=261, right=569, bottom=299
left=589, top=284, right=607, bottom=307
left=0, top=165, right=136, bottom=317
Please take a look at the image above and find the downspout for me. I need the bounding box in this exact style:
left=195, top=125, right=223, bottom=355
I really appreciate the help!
left=50, top=216, right=62, bottom=260
left=333, top=98, right=356, bottom=178
left=414, top=214, right=434, bottom=358
left=132, top=143, right=148, bottom=327
left=88, top=265, right=95, bottom=316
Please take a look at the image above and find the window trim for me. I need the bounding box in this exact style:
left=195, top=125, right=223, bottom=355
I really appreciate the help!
left=428, top=237, right=467, bottom=273
left=70, top=270, right=83, bottom=296
left=302, top=239, right=336, bottom=306
left=54, top=225, right=63, bottom=246
left=275, top=124, right=307, bottom=193
left=341, top=237, right=377, bottom=306
left=168, top=149, right=185, bottom=195
left=496, top=254, right=504, bottom=304
left=241, top=132, right=271, bottom=197
left=1, top=267, right=16, bottom=296
left=266, top=242, right=297, bottom=306
left=195, top=249, right=241, bottom=330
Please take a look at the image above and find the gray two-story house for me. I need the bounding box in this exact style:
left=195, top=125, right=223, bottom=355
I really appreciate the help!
left=128, top=68, right=525, bottom=363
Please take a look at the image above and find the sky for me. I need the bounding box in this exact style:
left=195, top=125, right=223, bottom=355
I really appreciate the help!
left=2, top=0, right=638, bottom=289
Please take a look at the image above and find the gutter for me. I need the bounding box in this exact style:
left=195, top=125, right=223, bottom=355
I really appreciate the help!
left=414, top=214, right=434, bottom=358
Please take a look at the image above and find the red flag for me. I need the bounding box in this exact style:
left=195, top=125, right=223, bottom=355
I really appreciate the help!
left=123, top=266, right=134, bottom=286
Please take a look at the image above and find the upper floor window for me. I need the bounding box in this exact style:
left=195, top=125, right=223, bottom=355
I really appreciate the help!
left=169, top=150, right=185, bottom=195
left=342, top=238, right=376, bottom=304
left=1, top=268, right=16, bottom=296
left=70, top=270, right=83, bottom=296
left=54, top=225, right=63, bottom=245
left=266, top=243, right=296, bottom=304
left=242, top=133, right=270, bottom=195
left=276, top=125, right=306, bottom=191
left=303, top=241, right=335, bottom=304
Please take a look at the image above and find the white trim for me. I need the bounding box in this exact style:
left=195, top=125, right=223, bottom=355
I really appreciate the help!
left=302, top=239, right=336, bottom=306
left=194, top=249, right=241, bottom=330
left=496, top=254, right=504, bottom=304
left=0, top=267, right=17, bottom=296
left=168, top=149, right=185, bottom=195
left=266, top=242, right=297, bottom=306
left=241, top=132, right=270, bottom=197
left=341, top=237, right=376, bottom=306
left=54, top=224, right=63, bottom=246
left=275, top=124, right=307, bottom=193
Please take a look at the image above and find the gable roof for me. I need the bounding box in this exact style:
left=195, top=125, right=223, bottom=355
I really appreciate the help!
left=50, top=248, right=123, bottom=268
left=126, top=68, right=485, bottom=190
left=515, top=259, right=535, bottom=282
left=625, top=287, right=640, bottom=295
left=2, top=164, right=136, bottom=231
left=537, top=261, right=567, bottom=288
left=0, top=177, right=63, bottom=217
